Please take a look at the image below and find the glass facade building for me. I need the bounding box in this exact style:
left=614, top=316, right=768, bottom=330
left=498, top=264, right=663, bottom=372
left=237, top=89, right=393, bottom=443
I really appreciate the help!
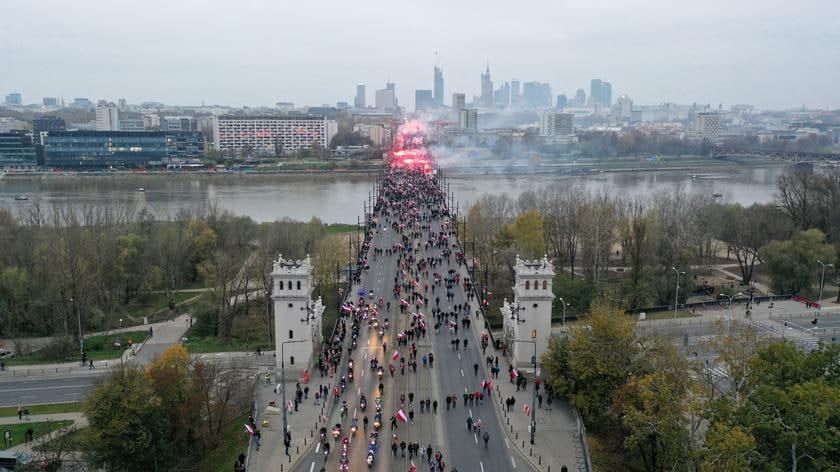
left=0, top=132, right=38, bottom=168
left=43, top=131, right=204, bottom=168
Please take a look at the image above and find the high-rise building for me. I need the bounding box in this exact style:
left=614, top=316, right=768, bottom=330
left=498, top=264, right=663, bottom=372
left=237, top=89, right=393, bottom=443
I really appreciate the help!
left=522, top=82, right=552, bottom=108
left=386, top=82, right=398, bottom=108
left=42, top=97, right=59, bottom=107
left=95, top=102, right=119, bottom=131
left=4, top=93, right=22, bottom=106
left=556, top=94, right=568, bottom=110
left=213, top=116, right=338, bottom=154
left=695, top=112, right=721, bottom=142
left=161, top=116, right=199, bottom=132
left=415, top=90, right=435, bottom=112
left=72, top=98, right=92, bottom=109
left=32, top=116, right=66, bottom=136
left=590, top=79, right=612, bottom=107
left=510, top=80, right=521, bottom=107
left=458, top=109, right=478, bottom=131
left=117, top=98, right=128, bottom=111
left=0, top=131, right=37, bottom=168
left=375, top=88, right=396, bottom=110
left=433, top=66, right=444, bottom=106
left=452, top=93, right=466, bottom=109
left=480, top=65, right=493, bottom=108
left=617, top=95, right=633, bottom=120
left=540, top=112, right=575, bottom=144
left=494, top=82, right=511, bottom=108
left=573, top=89, right=586, bottom=107
left=44, top=131, right=204, bottom=168
left=354, top=84, right=366, bottom=109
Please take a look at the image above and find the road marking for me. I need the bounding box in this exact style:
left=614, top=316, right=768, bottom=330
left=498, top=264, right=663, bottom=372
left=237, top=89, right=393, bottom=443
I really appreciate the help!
left=504, top=438, right=510, bottom=449
left=309, top=461, right=315, bottom=472
left=0, top=384, right=90, bottom=393
left=469, top=408, right=473, bottom=418
left=457, top=353, right=461, bottom=360
left=316, top=443, right=320, bottom=453
left=354, top=407, right=357, bottom=417
left=480, top=461, right=485, bottom=472
left=460, top=369, right=464, bottom=377
left=474, top=433, right=478, bottom=443
left=511, top=456, right=517, bottom=468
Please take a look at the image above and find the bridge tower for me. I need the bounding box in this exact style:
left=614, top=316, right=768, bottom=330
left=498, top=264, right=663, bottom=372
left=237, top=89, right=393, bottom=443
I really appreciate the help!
left=500, top=255, right=555, bottom=371
left=271, top=254, right=325, bottom=374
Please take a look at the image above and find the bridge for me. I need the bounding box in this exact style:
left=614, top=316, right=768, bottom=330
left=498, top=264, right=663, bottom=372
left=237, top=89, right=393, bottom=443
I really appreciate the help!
left=711, top=146, right=840, bottom=163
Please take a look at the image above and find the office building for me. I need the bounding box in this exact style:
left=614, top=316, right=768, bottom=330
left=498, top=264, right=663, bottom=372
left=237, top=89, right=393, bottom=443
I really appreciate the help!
left=4, top=93, right=22, bottom=106
left=556, top=94, right=568, bottom=110
left=33, top=116, right=66, bottom=135
left=510, top=80, right=521, bottom=107
left=522, top=82, right=552, bottom=108
left=458, top=109, right=478, bottom=131
left=494, top=82, right=510, bottom=108
left=573, top=89, right=586, bottom=107
left=617, top=95, right=633, bottom=120
left=72, top=98, right=93, bottom=109
left=540, top=112, right=575, bottom=144
left=161, top=116, right=199, bottom=132
left=590, top=79, right=612, bottom=107
left=0, top=131, right=37, bottom=168
left=42, top=97, right=59, bottom=107
left=452, top=93, right=466, bottom=109
left=44, top=131, right=204, bottom=168
left=353, top=123, right=389, bottom=146
left=480, top=66, right=493, bottom=107
left=375, top=88, right=396, bottom=110
left=0, top=118, right=26, bottom=133
left=355, top=84, right=366, bottom=109
left=213, top=116, right=338, bottom=154
left=336, top=102, right=349, bottom=110
left=95, top=102, right=119, bottom=131
left=118, top=118, right=146, bottom=131
left=696, top=112, right=721, bottom=142
left=415, top=90, right=435, bottom=112
left=433, top=66, right=444, bottom=106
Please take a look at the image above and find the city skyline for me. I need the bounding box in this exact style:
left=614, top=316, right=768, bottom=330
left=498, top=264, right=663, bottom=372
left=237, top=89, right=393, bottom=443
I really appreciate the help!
left=1, top=0, right=839, bottom=110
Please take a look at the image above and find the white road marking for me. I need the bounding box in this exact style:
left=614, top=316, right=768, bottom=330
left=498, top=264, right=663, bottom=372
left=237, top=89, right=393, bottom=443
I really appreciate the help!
left=458, top=353, right=461, bottom=360
left=511, top=456, right=517, bottom=468
left=480, top=461, right=485, bottom=472
left=504, top=438, right=510, bottom=449
left=469, top=408, right=473, bottom=418
left=0, top=384, right=89, bottom=393
left=474, top=433, right=478, bottom=443
left=460, top=369, right=464, bottom=377
left=353, top=407, right=357, bottom=417
left=309, top=461, right=315, bottom=472
left=316, top=443, right=321, bottom=453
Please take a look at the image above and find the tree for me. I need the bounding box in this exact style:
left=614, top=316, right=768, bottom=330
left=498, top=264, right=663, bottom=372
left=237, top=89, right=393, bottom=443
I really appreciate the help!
left=700, top=423, right=757, bottom=472
left=617, top=200, right=656, bottom=309
left=716, top=203, right=790, bottom=285
left=541, top=334, right=572, bottom=395
left=777, top=166, right=817, bottom=231
left=507, top=210, right=545, bottom=259
left=761, top=229, right=836, bottom=295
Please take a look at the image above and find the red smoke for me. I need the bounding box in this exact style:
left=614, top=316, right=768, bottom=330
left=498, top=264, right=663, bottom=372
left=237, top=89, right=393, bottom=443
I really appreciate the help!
left=389, top=120, right=433, bottom=174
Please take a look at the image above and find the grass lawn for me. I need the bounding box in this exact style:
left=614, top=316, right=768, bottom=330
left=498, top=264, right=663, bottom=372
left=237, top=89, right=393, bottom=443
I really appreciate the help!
left=0, top=420, right=74, bottom=450
left=34, top=426, right=87, bottom=453
left=126, top=291, right=201, bottom=318
left=324, top=223, right=356, bottom=234
left=5, top=330, right=148, bottom=366
left=184, top=315, right=271, bottom=354
left=200, top=414, right=250, bottom=472
left=0, top=403, right=82, bottom=417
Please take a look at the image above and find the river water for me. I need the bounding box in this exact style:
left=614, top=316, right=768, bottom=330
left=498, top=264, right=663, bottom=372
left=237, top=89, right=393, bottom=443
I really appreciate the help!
left=0, top=164, right=787, bottom=224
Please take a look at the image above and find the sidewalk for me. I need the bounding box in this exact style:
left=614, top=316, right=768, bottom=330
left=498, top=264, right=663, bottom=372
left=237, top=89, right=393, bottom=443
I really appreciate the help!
left=0, top=412, right=87, bottom=455
left=247, top=368, right=332, bottom=472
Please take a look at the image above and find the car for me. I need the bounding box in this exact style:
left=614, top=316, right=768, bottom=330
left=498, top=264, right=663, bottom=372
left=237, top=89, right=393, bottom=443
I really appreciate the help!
left=0, top=450, right=33, bottom=470
left=0, top=349, right=14, bottom=359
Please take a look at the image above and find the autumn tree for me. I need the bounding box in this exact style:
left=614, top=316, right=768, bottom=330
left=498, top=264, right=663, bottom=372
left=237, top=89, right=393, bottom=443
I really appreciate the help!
left=761, top=229, right=836, bottom=295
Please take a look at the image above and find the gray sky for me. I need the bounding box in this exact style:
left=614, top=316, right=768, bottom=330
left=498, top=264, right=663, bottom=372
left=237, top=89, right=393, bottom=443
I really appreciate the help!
left=2, top=0, right=838, bottom=109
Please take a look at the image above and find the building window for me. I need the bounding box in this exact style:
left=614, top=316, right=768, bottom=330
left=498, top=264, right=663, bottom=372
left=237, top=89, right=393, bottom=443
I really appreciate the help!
left=290, top=356, right=295, bottom=365
left=525, top=280, right=530, bottom=290
left=543, top=280, right=547, bottom=290
left=289, top=330, right=293, bottom=339
left=288, top=303, right=293, bottom=308
left=297, top=280, right=301, bottom=290
left=533, top=303, right=538, bottom=309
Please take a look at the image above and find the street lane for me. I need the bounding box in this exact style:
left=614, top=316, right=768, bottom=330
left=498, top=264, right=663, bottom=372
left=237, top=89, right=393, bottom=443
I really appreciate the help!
left=0, top=375, right=102, bottom=406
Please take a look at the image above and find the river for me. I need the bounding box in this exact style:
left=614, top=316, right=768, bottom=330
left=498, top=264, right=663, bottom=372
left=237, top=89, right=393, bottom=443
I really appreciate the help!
left=0, top=163, right=787, bottom=224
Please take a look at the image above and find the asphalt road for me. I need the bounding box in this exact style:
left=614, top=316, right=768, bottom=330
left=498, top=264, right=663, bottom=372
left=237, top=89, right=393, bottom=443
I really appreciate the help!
left=297, top=194, right=533, bottom=472
left=0, top=375, right=102, bottom=406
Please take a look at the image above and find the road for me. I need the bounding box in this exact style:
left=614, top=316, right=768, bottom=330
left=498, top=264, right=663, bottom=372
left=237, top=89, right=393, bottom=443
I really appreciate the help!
left=0, top=375, right=101, bottom=405
left=297, top=169, right=532, bottom=472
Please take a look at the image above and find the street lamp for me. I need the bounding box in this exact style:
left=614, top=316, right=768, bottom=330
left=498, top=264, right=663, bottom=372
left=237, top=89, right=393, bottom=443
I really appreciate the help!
left=672, top=267, right=685, bottom=319
left=558, top=297, right=567, bottom=326
left=817, top=260, right=832, bottom=310
left=511, top=338, right=538, bottom=445
left=718, top=292, right=745, bottom=313
left=69, top=298, right=83, bottom=357
left=279, top=339, right=307, bottom=456
left=509, top=304, right=526, bottom=324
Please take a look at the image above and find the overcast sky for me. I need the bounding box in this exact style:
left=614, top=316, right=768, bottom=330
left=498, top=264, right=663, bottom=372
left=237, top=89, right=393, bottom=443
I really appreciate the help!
left=2, top=0, right=838, bottom=110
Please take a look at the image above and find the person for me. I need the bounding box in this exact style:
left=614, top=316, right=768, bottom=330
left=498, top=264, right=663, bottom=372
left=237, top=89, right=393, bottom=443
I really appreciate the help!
left=473, top=363, right=479, bottom=376
left=483, top=431, right=489, bottom=448
left=89, top=359, right=94, bottom=369
left=561, top=466, right=568, bottom=472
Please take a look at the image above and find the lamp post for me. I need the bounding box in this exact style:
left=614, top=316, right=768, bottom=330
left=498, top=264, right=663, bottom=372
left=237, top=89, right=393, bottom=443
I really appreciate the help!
left=511, top=338, right=538, bottom=445
left=672, top=267, right=685, bottom=319
left=558, top=297, right=567, bottom=326
left=69, top=298, right=83, bottom=357
left=718, top=292, right=745, bottom=313
left=817, top=260, right=832, bottom=310
left=280, top=339, right=306, bottom=456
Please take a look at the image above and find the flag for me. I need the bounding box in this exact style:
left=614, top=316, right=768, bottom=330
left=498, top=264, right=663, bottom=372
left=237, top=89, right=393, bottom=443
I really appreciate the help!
left=413, top=279, right=420, bottom=288
left=524, top=404, right=532, bottom=416
left=395, top=409, right=408, bottom=423
left=511, top=368, right=519, bottom=379
left=409, top=462, right=416, bottom=472
left=245, top=424, right=255, bottom=435
left=487, top=380, right=493, bottom=391
left=400, top=299, right=409, bottom=306
left=392, top=350, right=401, bottom=361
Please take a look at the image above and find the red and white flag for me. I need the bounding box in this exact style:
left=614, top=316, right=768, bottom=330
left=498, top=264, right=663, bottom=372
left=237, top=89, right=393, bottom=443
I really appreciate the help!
left=395, top=409, right=408, bottom=423
left=244, top=424, right=255, bottom=435
left=413, top=279, right=420, bottom=288
left=400, top=299, right=409, bottom=306
left=524, top=404, right=532, bottom=416
left=511, top=368, right=519, bottom=379
left=392, top=350, right=401, bottom=361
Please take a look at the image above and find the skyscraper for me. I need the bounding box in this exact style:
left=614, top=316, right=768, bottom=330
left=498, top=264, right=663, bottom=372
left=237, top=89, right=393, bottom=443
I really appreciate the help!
left=522, top=82, right=552, bottom=108
left=433, top=66, right=444, bottom=107
left=510, top=80, right=521, bottom=107
left=355, top=85, right=366, bottom=108
left=458, top=109, right=478, bottom=131
left=493, top=82, right=510, bottom=108
left=590, top=79, right=612, bottom=107
left=556, top=94, right=568, bottom=110
left=540, top=112, right=575, bottom=144
left=4, top=93, right=22, bottom=106
left=375, top=87, right=396, bottom=110
left=415, top=90, right=435, bottom=112
left=480, top=65, right=493, bottom=108
left=574, top=89, right=586, bottom=107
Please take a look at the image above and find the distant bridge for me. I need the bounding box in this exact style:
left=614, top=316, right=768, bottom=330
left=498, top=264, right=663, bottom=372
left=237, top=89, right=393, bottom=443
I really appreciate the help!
left=711, top=147, right=840, bottom=163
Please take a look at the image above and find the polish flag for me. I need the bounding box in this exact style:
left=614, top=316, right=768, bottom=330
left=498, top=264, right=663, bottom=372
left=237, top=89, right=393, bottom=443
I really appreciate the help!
left=395, top=409, right=408, bottom=423
left=413, top=279, right=420, bottom=288
left=245, top=424, right=255, bottom=435
left=392, top=350, right=401, bottom=361
left=511, top=368, right=519, bottom=379
left=486, top=380, right=493, bottom=391
left=480, top=380, right=486, bottom=389
left=409, top=462, right=417, bottom=472
left=400, top=299, right=409, bottom=306
left=523, top=404, right=532, bottom=416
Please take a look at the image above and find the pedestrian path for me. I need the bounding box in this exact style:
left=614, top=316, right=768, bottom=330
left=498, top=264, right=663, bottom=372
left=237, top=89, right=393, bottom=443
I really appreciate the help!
left=0, top=412, right=86, bottom=455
